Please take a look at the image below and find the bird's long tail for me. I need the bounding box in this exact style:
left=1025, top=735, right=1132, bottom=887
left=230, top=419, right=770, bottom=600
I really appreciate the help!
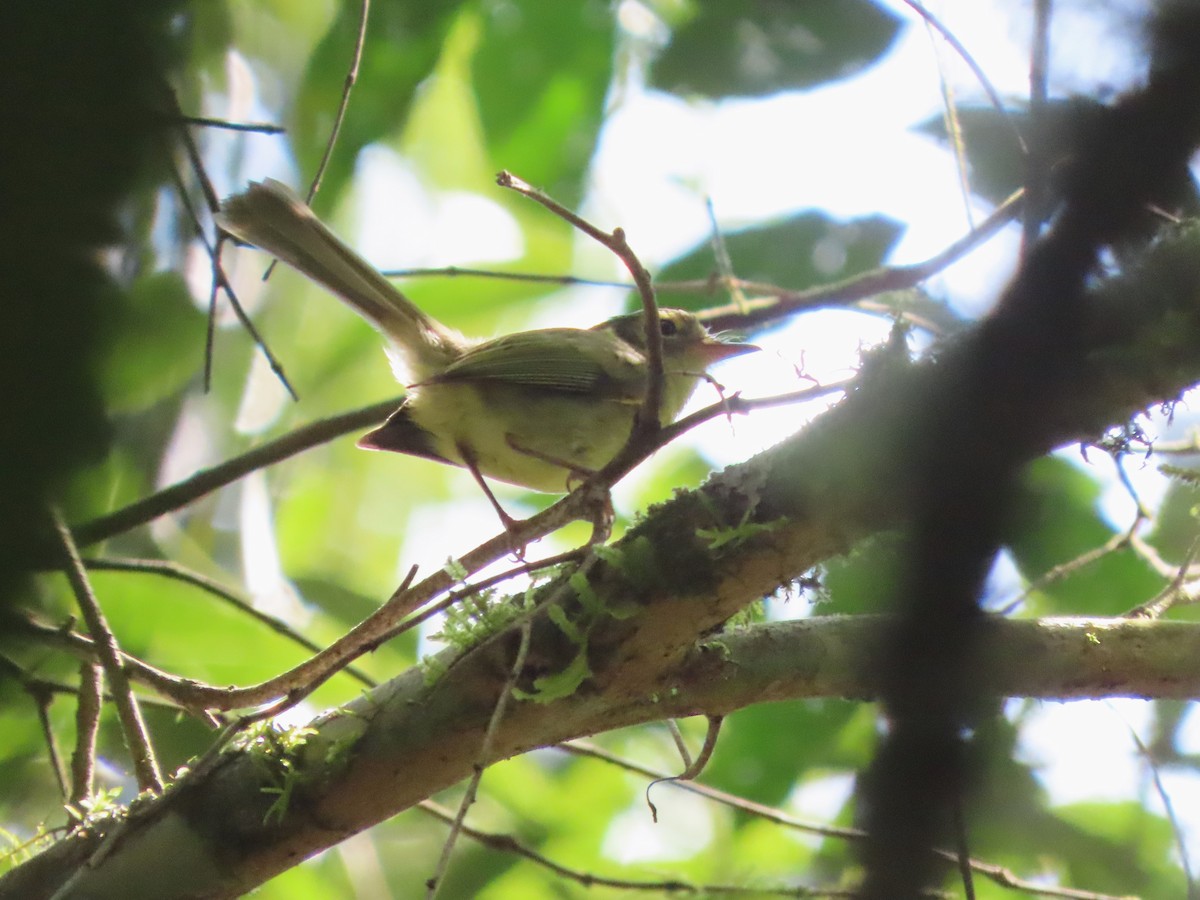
left=218, top=179, right=465, bottom=379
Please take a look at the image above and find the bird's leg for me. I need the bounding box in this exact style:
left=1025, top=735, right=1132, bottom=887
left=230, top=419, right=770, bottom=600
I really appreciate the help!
left=505, top=436, right=613, bottom=543
left=580, top=479, right=615, bottom=545
left=504, top=435, right=596, bottom=488
left=457, top=443, right=526, bottom=559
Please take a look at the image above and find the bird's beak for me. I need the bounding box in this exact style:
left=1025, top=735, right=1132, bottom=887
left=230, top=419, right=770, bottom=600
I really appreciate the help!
left=698, top=338, right=760, bottom=363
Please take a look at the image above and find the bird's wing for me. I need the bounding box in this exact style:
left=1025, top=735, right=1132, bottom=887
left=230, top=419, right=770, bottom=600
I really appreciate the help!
left=426, top=328, right=645, bottom=400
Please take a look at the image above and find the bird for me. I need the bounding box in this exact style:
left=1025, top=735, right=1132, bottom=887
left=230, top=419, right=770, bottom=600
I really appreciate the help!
left=217, top=179, right=757, bottom=499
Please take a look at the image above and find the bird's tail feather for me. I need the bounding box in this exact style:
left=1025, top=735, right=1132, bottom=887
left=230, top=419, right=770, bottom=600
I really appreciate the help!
left=218, top=179, right=464, bottom=378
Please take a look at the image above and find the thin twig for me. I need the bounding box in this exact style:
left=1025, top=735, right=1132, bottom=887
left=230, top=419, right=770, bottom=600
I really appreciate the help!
left=68, top=661, right=102, bottom=808
left=0, top=656, right=71, bottom=798
left=38, top=696, right=69, bottom=800
left=70, top=397, right=398, bottom=547
left=705, top=196, right=748, bottom=312
left=51, top=510, right=162, bottom=792
left=51, top=484, right=590, bottom=717
left=422, top=797, right=861, bottom=896
left=901, top=0, right=1026, bottom=153
left=259, top=0, right=370, bottom=282
left=701, top=190, right=1023, bottom=333
left=162, top=85, right=221, bottom=214
left=81, top=557, right=377, bottom=688
left=1125, top=536, right=1200, bottom=619
left=418, top=799, right=858, bottom=897
left=664, top=719, right=693, bottom=770
left=161, top=84, right=297, bottom=395
left=382, top=265, right=635, bottom=290
left=427, top=618, right=533, bottom=899
left=1002, top=520, right=1138, bottom=615
left=1112, top=452, right=1152, bottom=520
left=9, top=616, right=218, bottom=720
left=560, top=742, right=1133, bottom=900
left=213, top=232, right=299, bottom=399
left=495, top=170, right=665, bottom=436
left=303, top=0, right=369, bottom=206
left=166, top=159, right=298, bottom=398
left=1121, top=717, right=1196, bottom=898
left=1151, top=433, right=1200, bottom=454
left=646, top=715, right=724, bottom=822
left=1025, top=0, right=1054, bottom=248
left=170, top=114, right=285, bottom=134
left=0, top=643, right=200, bottom=716
left=923, top=12, right=975, bottom=227
left=952, top=799, right=976, bottom=900
left=1128, top=532, right=1191, bottom=582
left=369, top=549, right=587, bottom=650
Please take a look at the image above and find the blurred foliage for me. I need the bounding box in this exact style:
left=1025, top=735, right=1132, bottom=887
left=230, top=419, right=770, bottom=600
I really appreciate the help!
left=1, top=1, right=1197, bottom=898
left=649, top=0, right=902, bottom=98
left=653, top=212, right=904, bottom=312
left=917, top=100, right=1200, bottom=255
left=1006, top=456, right=1161, bottom=615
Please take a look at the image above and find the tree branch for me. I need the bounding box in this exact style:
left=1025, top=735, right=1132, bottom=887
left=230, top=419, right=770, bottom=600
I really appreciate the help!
left=12, top=216, right=1200, bottom=898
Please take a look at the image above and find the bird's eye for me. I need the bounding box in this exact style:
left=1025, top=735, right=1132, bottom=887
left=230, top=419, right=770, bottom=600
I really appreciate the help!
left=659, top=318, right=678, bottom=337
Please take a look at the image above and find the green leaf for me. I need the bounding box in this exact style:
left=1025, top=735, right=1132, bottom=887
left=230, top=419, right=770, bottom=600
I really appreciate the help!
left=816, top=532, right=906, bottom=615
left=99, top=272, right=204, bottom=412
left=704, top=700, right=872, bottom=807
left=1006, top=456, right=1161, bottom=614
left=1145, top=473, right=1200, bottom=565
left=514, top=642, right=591, bottom=703
left=471, top=0, right=614, bottom=207
left=1054, top=800, right=1181, bottom=896
left=917, top=98, right=1200, bottom=219
left=915, top=100, right=1094, bottom=208
left=294, top=3, right=464, bottom=211
left=652, top=212, right=903, bottom=311
left=650, top=0, right=902, bottom=99
left=547, top=603, right=585, bottom=645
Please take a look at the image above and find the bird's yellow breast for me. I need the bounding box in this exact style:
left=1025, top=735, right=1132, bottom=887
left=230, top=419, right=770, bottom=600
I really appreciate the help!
left=406, top=372, right=702, bottom=492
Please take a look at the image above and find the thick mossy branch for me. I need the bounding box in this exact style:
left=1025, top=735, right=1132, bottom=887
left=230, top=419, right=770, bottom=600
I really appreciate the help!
left=10, top=224, right=1200, bottom=899
left=12, top=616, right=1200, bottom=900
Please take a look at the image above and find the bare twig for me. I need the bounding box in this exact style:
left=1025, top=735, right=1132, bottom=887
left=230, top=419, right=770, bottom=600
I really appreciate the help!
left=0, top=656, right=71, bottom=799
left=70, top=397, right=398, bottom=547
left=1121, top=717, right=1196, bottom=898
left=923, top=12, right=974, bottom=226
left=81, top=557, right=376, bottom=689
left=1002, top=520, right=1138, bottom=615
left=165, top=159, right=298, bottom=398
left=705, top=197, right=748, bottom=312
left=259, top=0, right=370, bottom=282
left=51, top=510, right=162, bottom=792
left=419, top=799, right=859, bottom=897
left=68, top=662, right=102, bottom=809
left=1125, top=536, right=1200, bottom=619
left=382, top=265, right=635, bottom=290
left=302, top=0, right=369, bottom=206
left=1025, top=0, right=1054, bottom=248
left=646, top=715, right=724, bottom=822
left=170, top=114, right=284, bottom=134
left=496, top=170, right=666, bottom=438
left=12, top=617, right=225, bottom=726
left=702, top=190, right=1023, bottom=333
left=427, top=618, right=533, bottom=899
left=952, top=799, right=976, bottom=900
left=901, top=0, right=1026, bottom=153
left=561, top=742, right=1134, bottom=900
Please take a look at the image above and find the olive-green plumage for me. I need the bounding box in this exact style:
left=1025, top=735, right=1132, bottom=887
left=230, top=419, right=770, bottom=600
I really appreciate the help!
left=218, top=179, right=755, bottom=492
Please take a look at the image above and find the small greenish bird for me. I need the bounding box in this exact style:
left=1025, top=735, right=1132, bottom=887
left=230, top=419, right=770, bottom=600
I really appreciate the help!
left=218, top=179, right=756, bottom=495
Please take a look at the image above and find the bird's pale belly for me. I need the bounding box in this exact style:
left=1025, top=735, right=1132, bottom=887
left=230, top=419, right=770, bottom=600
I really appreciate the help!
left=407, top=381, right=642, bottom=492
